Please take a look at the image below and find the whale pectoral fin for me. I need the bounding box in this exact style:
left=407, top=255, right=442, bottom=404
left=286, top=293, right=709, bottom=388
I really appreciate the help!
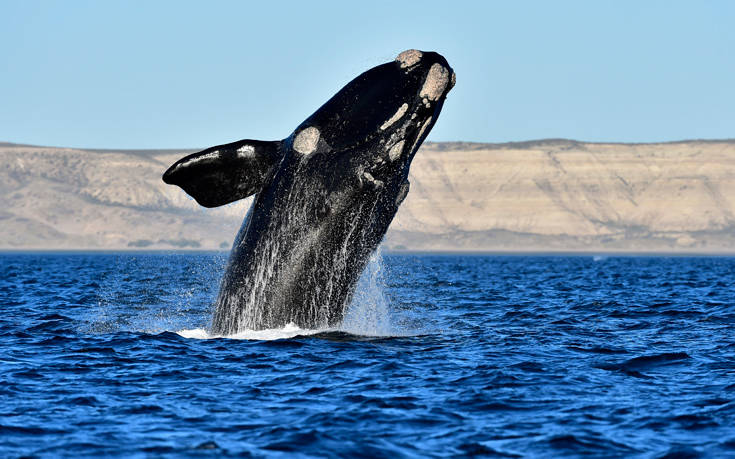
left=162, top=139, right=282, bottom=208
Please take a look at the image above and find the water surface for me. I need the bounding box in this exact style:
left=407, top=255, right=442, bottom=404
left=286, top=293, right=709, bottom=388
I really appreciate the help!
left=1, top=253, right=734, bottom=457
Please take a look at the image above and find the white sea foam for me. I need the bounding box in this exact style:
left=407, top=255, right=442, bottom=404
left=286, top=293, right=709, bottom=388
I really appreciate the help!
left=178, top=323, right=328, bottom=341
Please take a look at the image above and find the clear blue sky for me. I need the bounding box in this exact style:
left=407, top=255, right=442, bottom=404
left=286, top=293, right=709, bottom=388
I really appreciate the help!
left=1, top=0, right=733, bottom=149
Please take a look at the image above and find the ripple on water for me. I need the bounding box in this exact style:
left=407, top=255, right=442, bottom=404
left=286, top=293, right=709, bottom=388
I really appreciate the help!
left=0, top=253, right=734, bottom=457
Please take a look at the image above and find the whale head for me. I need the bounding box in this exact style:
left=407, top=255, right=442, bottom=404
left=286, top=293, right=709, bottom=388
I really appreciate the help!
left=289, top=50, right=455, bottom=173
left=163, top=50, right=454, bottom=211
left=278, top=50, right=455, bottom=227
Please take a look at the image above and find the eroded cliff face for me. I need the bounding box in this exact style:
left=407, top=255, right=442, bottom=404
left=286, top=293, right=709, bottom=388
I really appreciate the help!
left=2, top=139, right=735, bottom=252
left=388, top=140, right=735, bottom=251
left=1, top=145, right=248, bottom=250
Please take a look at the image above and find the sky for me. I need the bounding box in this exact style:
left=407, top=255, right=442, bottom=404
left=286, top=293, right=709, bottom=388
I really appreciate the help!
left=1, top=0, right=734, bottom=149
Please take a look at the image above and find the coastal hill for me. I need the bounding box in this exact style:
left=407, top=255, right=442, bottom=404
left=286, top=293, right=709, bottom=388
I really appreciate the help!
left=2, top=139, right=735, bottom=252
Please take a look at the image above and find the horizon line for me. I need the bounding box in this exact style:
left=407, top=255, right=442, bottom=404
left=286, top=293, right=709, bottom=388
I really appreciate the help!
left=2, top=137, right=735, bottom=152
left=2, top=248, right=735, bottom=257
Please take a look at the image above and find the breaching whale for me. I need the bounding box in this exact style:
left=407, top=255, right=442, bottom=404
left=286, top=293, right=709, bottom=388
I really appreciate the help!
left=163, top=50, right=455, bottom=334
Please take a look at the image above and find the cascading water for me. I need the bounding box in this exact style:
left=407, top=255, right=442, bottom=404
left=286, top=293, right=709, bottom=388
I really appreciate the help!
left=340, top=247, right=392, bottom=336
left=210, top=174, right=389, bottom=335
left=183, top=247, right=393, bottom=340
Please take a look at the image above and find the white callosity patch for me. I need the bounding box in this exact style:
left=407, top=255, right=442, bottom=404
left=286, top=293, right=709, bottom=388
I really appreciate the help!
left=380, top=103, right=409, bottom=131
left=388, top=140, right=405, bottom=162
left=175, top=150, right=220, bottom=171
left=409, top=117, right=432, bottom=155
left=420, top=63, right=450, bottom=101
left=362, top=171, right=383, bottom=188
left=237, top=145, right=255, bottom=158
left=395, top=49, right=422, bottom=68
left=294, top=127, right=320, bottom=155
left=418, top=117, right=433, bottom=141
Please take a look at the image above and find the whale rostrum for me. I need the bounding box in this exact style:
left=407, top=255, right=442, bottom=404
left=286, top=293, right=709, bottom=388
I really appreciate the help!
left=163, top=50, right=455, bottom=334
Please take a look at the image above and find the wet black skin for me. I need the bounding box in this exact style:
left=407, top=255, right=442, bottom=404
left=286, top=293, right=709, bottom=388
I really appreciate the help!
left=163, top=51, right=454, bottom=333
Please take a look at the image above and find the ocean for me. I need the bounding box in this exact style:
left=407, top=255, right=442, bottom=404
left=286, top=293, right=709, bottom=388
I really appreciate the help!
left=1, top=252, right=734, bottom=457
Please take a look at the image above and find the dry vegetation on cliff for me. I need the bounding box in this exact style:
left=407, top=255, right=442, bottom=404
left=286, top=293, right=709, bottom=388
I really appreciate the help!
left=2, top=139, right=735, bottom=252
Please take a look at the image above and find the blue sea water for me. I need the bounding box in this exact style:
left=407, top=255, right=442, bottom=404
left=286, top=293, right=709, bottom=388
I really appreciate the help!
left=1, top=252, right=734, bottom=458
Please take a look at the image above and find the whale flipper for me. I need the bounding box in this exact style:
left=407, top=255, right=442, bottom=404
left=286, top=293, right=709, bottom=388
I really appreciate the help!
left=163, top=139, right=282, bottom=207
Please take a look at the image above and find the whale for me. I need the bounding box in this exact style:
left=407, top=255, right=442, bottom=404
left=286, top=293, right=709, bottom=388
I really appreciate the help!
left=163, top=50, right=455, bottom=334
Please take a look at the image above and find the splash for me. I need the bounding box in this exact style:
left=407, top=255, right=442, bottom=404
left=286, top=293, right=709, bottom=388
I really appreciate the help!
left=178, top=323, right=326, bottom=341
left=180, top=247, right=394, bottom=340
left=340, top=247, right=392, bottom=336
left=212, top=180, right=387, bottom=334
left=90, top=248, right=394, bottom=340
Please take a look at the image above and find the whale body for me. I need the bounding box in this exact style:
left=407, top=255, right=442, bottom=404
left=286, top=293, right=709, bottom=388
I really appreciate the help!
left=163, top=50, right=455, bottom=334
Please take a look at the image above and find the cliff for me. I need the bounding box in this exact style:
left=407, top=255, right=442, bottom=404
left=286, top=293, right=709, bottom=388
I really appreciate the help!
left=2, top=139, right=735, bottom=252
